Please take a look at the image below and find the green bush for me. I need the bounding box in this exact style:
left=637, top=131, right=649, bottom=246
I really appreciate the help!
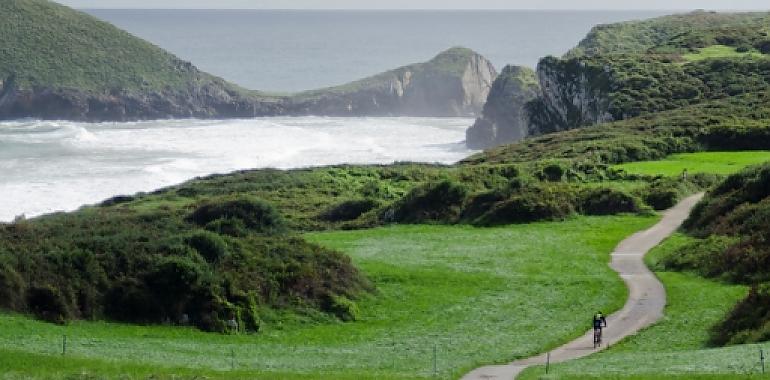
left=26, top=285, right=70, bottom=324
left=320, top=199, right=380, bottom=222
left=189, top=196, right=286, bottom=235
left=710, top=283, right=770, bottom=346
left=579, top=188, right=642, bottom=215
left=323, top=294, right=360, bottom=322
left=0, top=262, right=25, bottom=310
left=473, top=192, right=573, bottom=226
left=185, top=231, right=229, bottom=263
left=386, top=180, right=468, bottom=223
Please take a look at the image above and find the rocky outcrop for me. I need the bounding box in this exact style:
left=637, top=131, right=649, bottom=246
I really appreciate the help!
left=285, top=47, right=497, bottom=117
left=0, top=75, right=283, bottom=121
left=466, top=65, right=539, bottom=149
left=527, top=56, right=614, bottom=136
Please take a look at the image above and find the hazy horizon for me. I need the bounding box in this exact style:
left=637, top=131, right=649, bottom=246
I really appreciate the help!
left=56, top=0, right=770, bottom=10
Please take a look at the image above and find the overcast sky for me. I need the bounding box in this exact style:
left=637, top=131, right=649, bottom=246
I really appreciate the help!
left=56, top=0, right=770, bottom=10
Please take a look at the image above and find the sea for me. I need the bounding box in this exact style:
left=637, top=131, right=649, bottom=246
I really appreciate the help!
left=0, top=10, right=671, bottom=221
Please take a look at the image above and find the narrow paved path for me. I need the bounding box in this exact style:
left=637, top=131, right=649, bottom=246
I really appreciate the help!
left=461, top=193, right=704, bottom=380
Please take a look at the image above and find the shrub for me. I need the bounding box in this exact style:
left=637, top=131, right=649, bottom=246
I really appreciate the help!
left=0, top=262, right=24, bottom=310
left=579, top=188, right=642, bottom=215
left=105, top=278, right=163, bottom=323
left=473, top=193, right=573, bottom=226
left=189, top=196, right=286, bottom=235
left=185, top=231, right=229, bottom=263
left=643, top=187, right=680, bottom=210
left=656, top=235, right=737, bottom=279
left=323, top=294, right=360, bottom=322
left=710, top=283, right=770, bottom=346
left=320, top=199, right=380, bottom=222
left=26, top=285, right=70, bottom=324
left=538, top=162, right=567, bottom=182
left=386, top=180, right=468, bottom=223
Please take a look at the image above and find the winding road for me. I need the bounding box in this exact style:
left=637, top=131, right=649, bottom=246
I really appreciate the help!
left=461, top=193, right=705, bottom=380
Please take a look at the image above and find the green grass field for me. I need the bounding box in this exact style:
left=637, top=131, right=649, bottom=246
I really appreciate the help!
left=682, top=45, right=766, bottom=62
left=614, top=151, right=770, bottom=177
left=0, top=215, right=657, bottom=379
left=518, top=234, right=753, bottom=380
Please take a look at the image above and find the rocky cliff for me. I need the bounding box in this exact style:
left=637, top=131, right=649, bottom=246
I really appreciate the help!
left=465, top=65, right=539, bottom=149
left=0, top=1, right=496, bottom=121
left=526, top=56, right=614, bottom=136
left=286, top=47, right=497, bottom=117
left=467, top=11, right=770, bottom=149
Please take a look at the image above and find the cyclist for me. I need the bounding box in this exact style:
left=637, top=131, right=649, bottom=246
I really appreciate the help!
left=593, top=311, right=607, bottom=346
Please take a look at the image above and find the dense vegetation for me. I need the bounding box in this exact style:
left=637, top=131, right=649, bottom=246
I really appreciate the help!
left=0, top=196, right=370, bottom=332
left=566, top=11, right=770, bottom=58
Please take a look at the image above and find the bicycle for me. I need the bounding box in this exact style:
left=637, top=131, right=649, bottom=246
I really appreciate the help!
left=593, top=327, right=602, bottom=348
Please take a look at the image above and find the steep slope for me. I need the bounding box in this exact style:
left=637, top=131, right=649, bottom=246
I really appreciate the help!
left=0, top=0, right=281, bottom=120
left=466, top=65, right=539, bottom=149
left=469, top=11, right=770, bottom=149
left=527, top=11, right=770, bottom=135
left=287, top=47, right=497, bottom=117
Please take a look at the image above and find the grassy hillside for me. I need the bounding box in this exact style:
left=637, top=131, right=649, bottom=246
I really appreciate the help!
left=567, top=11, right=770, bottom=58
left=0, top=0, right=251, bottom=94
left=0, top=216, right=655, bottom=379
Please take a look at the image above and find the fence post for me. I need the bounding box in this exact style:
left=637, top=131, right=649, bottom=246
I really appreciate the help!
left=546, top=352, right=550, bottom=374
left=761, top=347, right=765, bottom=374
left=61, top=335, right=67, bottom=356
left=230, top=347, right=235, bottom=370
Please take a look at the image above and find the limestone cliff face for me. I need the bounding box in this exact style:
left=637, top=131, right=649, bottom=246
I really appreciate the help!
left=465, top=65, right=539, bottom=149
left=527, top=56, right=614, bottom=136
left=285, top=47, right=497, bottom=117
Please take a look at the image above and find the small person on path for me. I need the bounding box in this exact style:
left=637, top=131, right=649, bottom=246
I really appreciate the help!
left=593, top=311, right=607, bottom=333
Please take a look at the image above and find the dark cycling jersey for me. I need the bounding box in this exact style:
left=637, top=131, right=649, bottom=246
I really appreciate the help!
left=593, top=313, right=607, bottom=329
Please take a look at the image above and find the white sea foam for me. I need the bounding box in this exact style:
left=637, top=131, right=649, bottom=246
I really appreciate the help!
left=0, top=117, right=475, bottom=221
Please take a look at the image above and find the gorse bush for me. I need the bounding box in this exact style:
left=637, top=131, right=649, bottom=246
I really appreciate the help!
left=319, top=199, right=380, bottom=222
left=578, top=188, right=643, bottom=215
left=0, top=198, right=370, bottom=333
left=385, top=180, right=468, bottom=223
left=189, top=196, right=287, bottom=235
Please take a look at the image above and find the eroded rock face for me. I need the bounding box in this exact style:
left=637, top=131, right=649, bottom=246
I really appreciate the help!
left=466, top=65, right=540, bottom=149
left=527, top=56, right=614, bottom=135
left=284, top=47, right=497, bottom=117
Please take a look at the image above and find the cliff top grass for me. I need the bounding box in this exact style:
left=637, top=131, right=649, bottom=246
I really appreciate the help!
left=614, top=151, right=770, bottom=177
left=682, top=45, right=767, bottom=62
left=0, top=0, right=255, bottom=95
left=292, top=47, right=485, bottom=100
left=566, top=11, right=770, bottom=58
